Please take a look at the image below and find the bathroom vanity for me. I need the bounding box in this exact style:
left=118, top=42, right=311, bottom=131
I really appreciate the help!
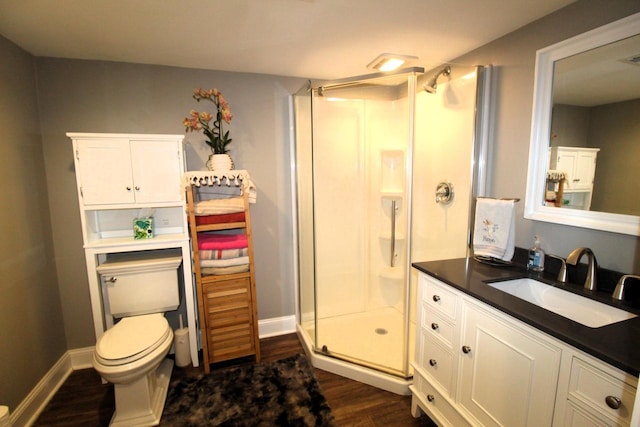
left=411, top=258, right=640, bottom=426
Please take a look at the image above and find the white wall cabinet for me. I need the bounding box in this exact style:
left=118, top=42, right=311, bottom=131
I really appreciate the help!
left=411, top=272, right=637, bottom=426
left=548, top=146, right=599, bottom=210
left=68, top=132, right=199, bottom=367
left=75, top=137, right=183, bottom=206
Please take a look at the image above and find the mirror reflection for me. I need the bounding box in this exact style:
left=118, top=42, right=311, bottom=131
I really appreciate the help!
left=545, top=34, right=640, bottom=216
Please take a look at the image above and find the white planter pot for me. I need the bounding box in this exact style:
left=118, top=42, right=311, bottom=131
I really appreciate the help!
left=206, top=154, right=234, bottom=171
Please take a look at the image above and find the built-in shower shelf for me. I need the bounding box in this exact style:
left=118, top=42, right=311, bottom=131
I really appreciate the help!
left=379, top=232, right=406, bottom=241
left=379, top=267, right=404, bottom=280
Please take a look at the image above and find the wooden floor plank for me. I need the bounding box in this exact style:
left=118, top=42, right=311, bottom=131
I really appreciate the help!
left=33, top=333, right=435, bottom=426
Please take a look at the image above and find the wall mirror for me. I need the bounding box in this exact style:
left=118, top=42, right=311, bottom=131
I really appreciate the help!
left=525, top=12, right=640, bottom=236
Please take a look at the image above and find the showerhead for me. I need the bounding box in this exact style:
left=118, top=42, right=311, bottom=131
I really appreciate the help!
left=424, top=65, right=451, bottom=94
left=424, top=83, right=437, bottom=94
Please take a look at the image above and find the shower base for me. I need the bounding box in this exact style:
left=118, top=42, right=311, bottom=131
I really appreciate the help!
left=297, top=307, right=412, bottom=395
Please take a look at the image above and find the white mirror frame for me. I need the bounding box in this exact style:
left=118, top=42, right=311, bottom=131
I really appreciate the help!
left=525, top=12, right=640, bottom=236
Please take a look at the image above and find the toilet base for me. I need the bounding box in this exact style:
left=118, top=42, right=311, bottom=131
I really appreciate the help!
left=109, top=358, right=174, bottom=427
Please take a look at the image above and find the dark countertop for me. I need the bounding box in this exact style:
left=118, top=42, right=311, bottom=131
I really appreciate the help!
left=412, top=257, right=640, bottom=377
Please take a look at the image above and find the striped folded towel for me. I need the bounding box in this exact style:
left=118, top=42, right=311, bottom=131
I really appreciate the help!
left=194, top=197, right=245, bottom=215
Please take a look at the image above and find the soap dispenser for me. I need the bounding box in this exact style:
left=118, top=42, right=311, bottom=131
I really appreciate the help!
left=527, top=236, right=545, bottom=272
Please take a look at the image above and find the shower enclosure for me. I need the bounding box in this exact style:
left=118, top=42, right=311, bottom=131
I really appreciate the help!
left=292, top=65, right=491, bottom=394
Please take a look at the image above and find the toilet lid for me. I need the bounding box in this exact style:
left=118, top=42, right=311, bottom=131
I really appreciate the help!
left=96, top=313, right=170, bottom=364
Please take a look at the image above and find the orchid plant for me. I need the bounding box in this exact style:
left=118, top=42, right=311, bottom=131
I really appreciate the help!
left=183, top=88, right=233, bottom=154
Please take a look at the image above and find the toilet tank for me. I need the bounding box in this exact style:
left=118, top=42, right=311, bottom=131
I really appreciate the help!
left=96, top=251, right=182, bottom=318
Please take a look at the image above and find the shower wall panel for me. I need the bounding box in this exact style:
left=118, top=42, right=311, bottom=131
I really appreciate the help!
left=412, top=68, right=478, bottom=264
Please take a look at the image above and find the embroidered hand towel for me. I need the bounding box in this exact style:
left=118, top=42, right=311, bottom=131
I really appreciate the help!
left=473, top=198, right=515, bottom=261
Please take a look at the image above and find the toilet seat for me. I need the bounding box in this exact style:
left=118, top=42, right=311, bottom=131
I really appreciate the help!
left=95, top=313, right=171, bottom=366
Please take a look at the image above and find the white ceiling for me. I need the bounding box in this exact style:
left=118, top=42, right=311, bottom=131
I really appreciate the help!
left=0, top=0, right=575, bottom=80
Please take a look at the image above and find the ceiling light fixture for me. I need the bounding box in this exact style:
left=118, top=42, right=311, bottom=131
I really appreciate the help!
left=367, top=53, right=418, bottom=72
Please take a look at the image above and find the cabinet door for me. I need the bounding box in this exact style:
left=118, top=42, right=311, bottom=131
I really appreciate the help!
left=202, top=277, right=256, bottom=363
left=555, top=150, right=577, bottom=183
left=458, top=300, right=561, bottom=427
left=76, top=139, right=135, bottom=205
left=130, top=140, right=182, bottom=203
left=573, top=151, right=597, bottom=190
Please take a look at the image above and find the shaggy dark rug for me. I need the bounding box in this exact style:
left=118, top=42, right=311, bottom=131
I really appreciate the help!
left=162, top=354, right=337, bottom=426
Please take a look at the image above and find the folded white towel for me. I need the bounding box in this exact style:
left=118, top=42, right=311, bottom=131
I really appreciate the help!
left=473, top=198, right=515, bottom=261
left=199, top=256, right=250, bottom=268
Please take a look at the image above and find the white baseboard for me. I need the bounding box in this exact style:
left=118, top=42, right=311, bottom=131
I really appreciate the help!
left=68, top=346, right=95, bottom=370
left=14, top=315, right=297, bottom=426
left=10, top=352, right=73, bottom=427
left=258, top=315, right=297, bottom=338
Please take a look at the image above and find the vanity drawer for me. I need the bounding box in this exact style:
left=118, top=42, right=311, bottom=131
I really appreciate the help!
left=417, top=330, right=455, bottom=393
left=421, top=304, right=455, bottom=348
left=412, top=373, right=471, bottom=427
left=567, top=357, right=637, bottom=425
left=423, top=276, right=458, bottom=320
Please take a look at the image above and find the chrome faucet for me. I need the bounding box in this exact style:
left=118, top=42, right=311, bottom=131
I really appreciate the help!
left=566, top=247, right=598, bottom=291
left=612, top=274, right=640, bottom=301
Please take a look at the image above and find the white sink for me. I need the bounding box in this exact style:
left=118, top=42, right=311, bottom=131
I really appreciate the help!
left=487, top=278, right=637, bottom=328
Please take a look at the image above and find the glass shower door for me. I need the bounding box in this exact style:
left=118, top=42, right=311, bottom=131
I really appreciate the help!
left=304, top=71, right=418, bottom=377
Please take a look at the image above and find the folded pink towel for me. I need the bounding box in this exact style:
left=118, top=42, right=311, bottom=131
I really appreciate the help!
left=198, top=233, right=248, bottom=250
left=199, top=248, right=249, bottom=260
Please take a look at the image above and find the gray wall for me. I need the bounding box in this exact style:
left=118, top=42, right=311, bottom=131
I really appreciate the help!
left=589, top=99, right=640, bottom=216
left=35, top=59, right=305, bottom=348
left=453, top=0, right=640, bottom=274
left=2, top=0, right=640, bottom=414
left=0, top=36, right=67, bottom=410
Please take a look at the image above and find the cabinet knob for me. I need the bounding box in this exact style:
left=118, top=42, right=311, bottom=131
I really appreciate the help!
left=135, top=186, right=141, bottom=191
left=106, top=276, right=117, bottom=283
left=429, top=359, right=437, bottom=366
left=462, top=345, right=471, bottom=354
left=427, top=394, right=435, bottom=402
left=431, top=322, right=439, bottom=330
left=605, top=395, right=622, bottom=410
left=126, top=186, right=132, bottom=191
left=432, top=295, right=441, bottom=302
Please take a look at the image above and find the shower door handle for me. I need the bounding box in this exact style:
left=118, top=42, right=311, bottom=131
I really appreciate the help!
left=390, top=200, right=397, bottom=267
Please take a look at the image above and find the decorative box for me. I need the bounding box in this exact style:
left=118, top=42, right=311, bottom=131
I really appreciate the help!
left=133, top=217, right=154, bottom=239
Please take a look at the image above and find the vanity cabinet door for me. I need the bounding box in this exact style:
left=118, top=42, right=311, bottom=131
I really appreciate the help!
left=458, top=299, right=562, bottom=427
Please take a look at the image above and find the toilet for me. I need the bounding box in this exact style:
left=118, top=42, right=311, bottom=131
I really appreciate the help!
left=93, top=253, right=183, bottom=427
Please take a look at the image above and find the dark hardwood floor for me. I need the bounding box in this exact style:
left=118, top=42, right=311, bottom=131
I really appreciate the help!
left=33, top=333, right=435, bottom=426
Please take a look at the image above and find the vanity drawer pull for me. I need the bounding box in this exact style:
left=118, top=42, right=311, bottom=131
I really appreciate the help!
left=431, top=322, right=439, bottom=330
left=462, top=345, right=471, bottom=354
left=432, top=295, right=441, bottom=302
left=427, top=394, right=435, bottom=402
left=106, top=276, right=117, bottom=283
left=429, top=359, right=437, bottom=366
left=605, top=395, right=622, bottom=410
